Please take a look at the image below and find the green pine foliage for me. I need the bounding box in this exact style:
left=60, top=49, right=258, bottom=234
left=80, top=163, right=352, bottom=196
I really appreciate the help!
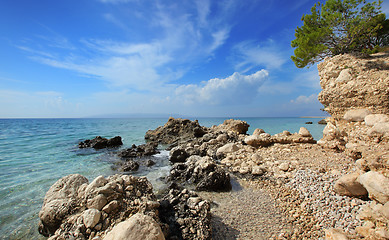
left=291, top=0, right=388, bottom=68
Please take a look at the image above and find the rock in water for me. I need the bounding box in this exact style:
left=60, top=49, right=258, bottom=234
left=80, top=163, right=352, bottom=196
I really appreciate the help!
left=145, top=118, right=207, bottom=144
left=79, top=136, right=123, bottom=149
left=38, top=174, right=88, bottom=236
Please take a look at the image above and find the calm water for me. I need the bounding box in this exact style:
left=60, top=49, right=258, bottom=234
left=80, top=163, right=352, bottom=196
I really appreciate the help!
left=0, top=117, right=325, bottom=239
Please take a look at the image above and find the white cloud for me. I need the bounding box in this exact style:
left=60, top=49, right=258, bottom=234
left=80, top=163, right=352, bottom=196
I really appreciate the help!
left=258, top=67, right=320, bottom=94
left=175, top=70, right=268, bottom=105
left=290, top=94, right=317, bottom=104
left=232, top=40, right=288, bottom=72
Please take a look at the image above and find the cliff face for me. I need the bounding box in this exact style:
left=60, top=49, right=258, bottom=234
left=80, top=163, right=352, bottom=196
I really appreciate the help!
left=318, top=52, right=389, bottom=119
left=317, top=53, right=389, bottom=239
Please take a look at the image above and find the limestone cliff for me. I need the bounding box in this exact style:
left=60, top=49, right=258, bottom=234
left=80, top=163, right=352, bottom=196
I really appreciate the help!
left=318, top=52, right=389, bottom=119
left=317, top=52, right=389, bottom=239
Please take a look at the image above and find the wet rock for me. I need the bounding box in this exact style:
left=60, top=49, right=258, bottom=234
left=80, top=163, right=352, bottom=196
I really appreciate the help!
left=170, top=147, right=189, bottom=163
left=79, top=136, right=123, bottom=149
left=121, top=160, right=140, bottom=172
left=38, top=174, right=88, bottom=236
left=117, top=142, right=159, bottom=159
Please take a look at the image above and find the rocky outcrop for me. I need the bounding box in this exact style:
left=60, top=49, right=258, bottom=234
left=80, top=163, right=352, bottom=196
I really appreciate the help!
left=318, top=52, right=389, bottom=119
left=145, top=118, right=207, bottom=144
left=318, top=52, right=389, bottom=239
left=79, top=136, right=123, bottom=149
left=210, top=119, right=250, bottom=134
left=168, top=155, right=232, bottom=192
left=117, top=142, right=159, bottom=159
left=244, top=127, right=316, bottom=148
left=159, top=186, right=211, bottom=240
left=39, top=174, right=161, bottom=239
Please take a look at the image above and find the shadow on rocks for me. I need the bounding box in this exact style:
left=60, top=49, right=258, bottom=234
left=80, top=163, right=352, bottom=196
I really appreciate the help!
left=211, top=216, right=240, bottom=240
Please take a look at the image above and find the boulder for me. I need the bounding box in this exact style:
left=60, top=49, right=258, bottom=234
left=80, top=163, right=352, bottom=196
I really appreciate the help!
left=168, top=156, right=231, bottom=192
left=216, top=143, right=239, bottom=158
left=117, top=142, right=159, bottom=159
left=79, top=136, right=123, bottom=149
left=213, top=119, right=250, bottom=134
left=299, top=127, right=312, bottom=137
left=336, top=68, right=352, bottom=83
left=103, top=213, right=165, bottom=240
left=358, top=171, right=389, bottom=204
left=334, top=172, right=368, bottom=198
left=367, top=122, right=389, bottom=136
left=253, top=128, right=265, bottom=136
left=364, top=114, right=389, bottom=127
left=244, top=133, right=273, bottom=147
left=39, top=174, right=160, bottom=239
left=121, top=160, right=140, bottom=172
left=159, top=187, right=211, bottom=240
left=324, top=228, right=349, bottom=240
left=343, top=109, right=372, bottom=122
left=38, top=174, right=88, bottom=236
left=169, top=147, right=189, bottom=163
left=318, top=119, right=327, bottom=125
left=83, top=209, right=101, bottom=228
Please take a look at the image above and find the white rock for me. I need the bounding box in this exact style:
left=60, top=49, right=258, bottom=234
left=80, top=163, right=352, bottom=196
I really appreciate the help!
left=364, top=114, right=389, bottom=126
left=324, top=228, right=349, bottom=240
left=253, top=128, right=265, bottom=136
left=344, top=109, right=371, bottom=122
left=336, top=68, right=352, bottom=83
left=216, top=143, right=239, bottom=156
left=279, top=162, right=290, bottom=172
left=299, top=127, right=312, bottom=137
left=358, top=171, right=389, bottom=204
left=83, top=209, right=101, bottom=228
left=367, top=122, right=389, bottom=136
left=103, top=213, right=165, bottom=240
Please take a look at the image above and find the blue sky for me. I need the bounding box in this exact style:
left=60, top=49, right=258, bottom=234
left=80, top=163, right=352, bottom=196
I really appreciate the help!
left=1, top=0, right=388, bottom=118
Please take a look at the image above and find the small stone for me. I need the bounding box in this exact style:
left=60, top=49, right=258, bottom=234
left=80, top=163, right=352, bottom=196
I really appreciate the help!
left=83, top=209, right=101, bottom=229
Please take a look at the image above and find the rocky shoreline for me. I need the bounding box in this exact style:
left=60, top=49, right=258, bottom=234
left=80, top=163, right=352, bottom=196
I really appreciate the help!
left=38, top=52, right=389, bottom=239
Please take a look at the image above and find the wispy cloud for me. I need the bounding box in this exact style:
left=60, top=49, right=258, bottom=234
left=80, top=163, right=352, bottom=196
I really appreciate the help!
left=232, top=39, right=288, bottom=72
left=20, top=1, right=234, bottom=91
left=175, top=70, right=268, bottom=105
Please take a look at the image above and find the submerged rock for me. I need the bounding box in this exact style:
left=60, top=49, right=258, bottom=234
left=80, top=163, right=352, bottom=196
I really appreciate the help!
left=79, top=136, right=123, bottom=149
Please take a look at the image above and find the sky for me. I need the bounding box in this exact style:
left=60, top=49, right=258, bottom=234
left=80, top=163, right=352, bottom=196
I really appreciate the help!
left=0, top=0, right=388, bottom=118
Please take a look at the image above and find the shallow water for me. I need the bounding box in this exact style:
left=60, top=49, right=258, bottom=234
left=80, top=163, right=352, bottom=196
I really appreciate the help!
left=0, top=117, right=324, bottom=239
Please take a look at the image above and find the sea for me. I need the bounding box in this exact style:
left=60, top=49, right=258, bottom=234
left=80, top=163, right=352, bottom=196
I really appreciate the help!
left=0, top=117, right=326, bottom=239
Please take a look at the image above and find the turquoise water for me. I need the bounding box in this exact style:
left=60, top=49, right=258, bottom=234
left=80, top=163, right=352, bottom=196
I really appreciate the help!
left=0, top=117, right=324, bottom=239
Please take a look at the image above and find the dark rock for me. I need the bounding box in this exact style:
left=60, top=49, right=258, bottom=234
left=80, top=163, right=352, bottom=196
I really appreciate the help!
left=117, top=142, right=159, bottom=159
left=170, top=147, right=189, bottom=163
left=167, top=156, right=232, bottom=192
left=305, top=121, right=313, bottom=124
left=145, top=118, right=208, bottom=145
left=158, top=187, right=211, bottom=240
left=145, top=159, right=156, bottom=167
left=79, top=136, right=123, bottom=149
left=318, top=119, right=327, bottom=125
left=121, top=160, right=140, bottom=172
